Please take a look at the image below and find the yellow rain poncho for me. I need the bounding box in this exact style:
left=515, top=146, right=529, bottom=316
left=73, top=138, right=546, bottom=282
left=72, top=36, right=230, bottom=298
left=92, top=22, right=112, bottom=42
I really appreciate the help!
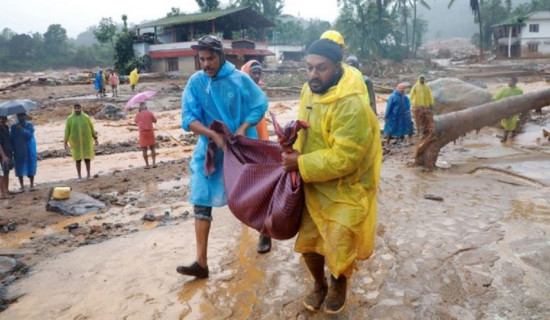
left=410, top=76, right=434, bottom=107
left=294, top=65, right=382, bottom=278
left=493, top=86, right=523, bottom=131
left=129, top=68, right=139, bottom=86
left=64, top=112, right=96, bottom=161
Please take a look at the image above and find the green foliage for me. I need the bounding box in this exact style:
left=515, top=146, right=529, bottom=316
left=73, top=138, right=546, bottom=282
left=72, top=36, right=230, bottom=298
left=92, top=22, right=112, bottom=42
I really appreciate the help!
left=114, top=30, right=138, bottom=74
left=195, top=0, right=220, bottom=12
left=233, top=0, right=285, bottom=40
left=303, top=19, right=331, bottom=49
left=513, top=0, right=550, bottom=14
left=0, top=25, right=113, bottom=72
left=335, top=0, right=402, bottom=59
left=166, top=7, right=183, bottom=17
left=272, top=16, right=304, bottom=45
left=478, top=0, right=508, bottom=49
left=44, top=24, right=68, bottom=58
left=94, top=17, right=117, bottom=47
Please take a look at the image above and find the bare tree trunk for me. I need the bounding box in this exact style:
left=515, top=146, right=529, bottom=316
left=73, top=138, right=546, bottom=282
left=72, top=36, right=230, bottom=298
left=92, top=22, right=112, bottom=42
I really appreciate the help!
left=478, top=8, right=484, bottom=57
left=415, top=88, right=550, bottom=168
left=411, top=0, right=417, bottom=57
left=403, top=0, right=409, bottom=56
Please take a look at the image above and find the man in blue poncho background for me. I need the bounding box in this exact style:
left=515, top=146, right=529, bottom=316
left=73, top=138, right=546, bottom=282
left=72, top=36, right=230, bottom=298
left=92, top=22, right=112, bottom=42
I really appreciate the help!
left=10, top=112, right=37, bottom=191
left=178, top=35, right=268, bottom=278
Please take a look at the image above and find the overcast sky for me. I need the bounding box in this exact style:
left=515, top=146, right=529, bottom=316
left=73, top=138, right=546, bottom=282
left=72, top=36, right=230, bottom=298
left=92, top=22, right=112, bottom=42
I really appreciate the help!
left=1, top=0, right=340, bottom=38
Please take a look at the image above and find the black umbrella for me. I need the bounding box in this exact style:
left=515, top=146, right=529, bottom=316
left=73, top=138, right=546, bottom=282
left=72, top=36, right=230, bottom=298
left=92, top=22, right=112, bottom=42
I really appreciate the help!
left=0, top=99, right=37, bottom=117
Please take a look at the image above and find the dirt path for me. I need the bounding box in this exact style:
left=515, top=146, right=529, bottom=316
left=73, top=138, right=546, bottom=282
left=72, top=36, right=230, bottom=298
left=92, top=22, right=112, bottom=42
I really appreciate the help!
left=0, top=74, right=549, bottom=319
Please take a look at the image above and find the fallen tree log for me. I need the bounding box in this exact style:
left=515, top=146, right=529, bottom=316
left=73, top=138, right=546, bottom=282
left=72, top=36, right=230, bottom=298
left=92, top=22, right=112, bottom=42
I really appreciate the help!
left=415, top=88, right=550, bottom=168
left=0, top=78, right=31, bottom=91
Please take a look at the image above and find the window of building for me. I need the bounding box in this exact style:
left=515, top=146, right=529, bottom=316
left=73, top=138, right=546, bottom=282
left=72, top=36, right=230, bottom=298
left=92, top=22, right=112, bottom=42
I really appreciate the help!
left=167, top=58, right=178, bottom=72
left=529, top=24, right=539, bottom=33
left=528, top=43, right=539, bottom=53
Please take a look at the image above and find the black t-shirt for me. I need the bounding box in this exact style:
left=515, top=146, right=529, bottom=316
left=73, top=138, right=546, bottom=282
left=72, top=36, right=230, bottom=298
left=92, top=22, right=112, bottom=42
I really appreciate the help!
left=0, top=125, right=13, bottom=157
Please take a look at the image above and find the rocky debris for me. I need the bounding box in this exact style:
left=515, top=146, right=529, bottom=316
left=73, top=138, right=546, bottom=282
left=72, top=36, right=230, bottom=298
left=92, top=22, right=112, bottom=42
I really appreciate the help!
left=430, top=78, right=493, bottom=115
left=0, top=220, right=17, bottom=233
left=142, top=211, right=157, bottom=222
left=94, top=105, right=126, bottom=120
left=156, top=134, right=171, bottom=142
left=46, top=191, right=107, bottom=216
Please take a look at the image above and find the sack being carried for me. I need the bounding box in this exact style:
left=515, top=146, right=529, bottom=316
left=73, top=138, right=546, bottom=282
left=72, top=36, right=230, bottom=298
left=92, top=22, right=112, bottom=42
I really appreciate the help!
left=205, top=114, right=308, bottom=240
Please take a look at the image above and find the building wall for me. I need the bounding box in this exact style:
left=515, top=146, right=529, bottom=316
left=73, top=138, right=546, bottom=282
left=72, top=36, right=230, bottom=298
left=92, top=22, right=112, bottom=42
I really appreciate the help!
left=267, top=44, right=304, bottom=62
left=520, top=12, right=550, bottom=57
left=133, top=43, right=150, bottom=58
left=150, top=56, right=196, bottom=76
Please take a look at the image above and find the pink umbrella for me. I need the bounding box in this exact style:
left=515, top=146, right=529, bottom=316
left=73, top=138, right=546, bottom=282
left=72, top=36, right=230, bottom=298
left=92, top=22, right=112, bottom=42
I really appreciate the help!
left=125, top=90, right=157, bottom=109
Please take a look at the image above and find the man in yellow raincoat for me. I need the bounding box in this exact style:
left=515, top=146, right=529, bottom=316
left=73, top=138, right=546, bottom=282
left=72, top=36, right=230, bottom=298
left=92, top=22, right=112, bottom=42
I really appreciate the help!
left=282, top=39, right=382, bottom=314
left=410, top=75, right=435, bottom=138
left=493, top=76, right=523, bottom=142
left=64, top=104, right=98, bottom=181
left=129, top=68, right=139, bottom=92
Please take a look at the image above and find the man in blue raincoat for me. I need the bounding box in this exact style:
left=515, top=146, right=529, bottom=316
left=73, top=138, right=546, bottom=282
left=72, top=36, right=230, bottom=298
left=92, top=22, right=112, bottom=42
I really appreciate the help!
left=178, top=35, right=268, bottom=278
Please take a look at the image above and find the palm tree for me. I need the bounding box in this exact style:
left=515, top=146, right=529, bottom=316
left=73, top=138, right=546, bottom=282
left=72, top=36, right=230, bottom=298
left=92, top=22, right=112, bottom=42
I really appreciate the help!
left=410, top=0, right=431, bottom=57
left=448, top=0, right=483, bottom=57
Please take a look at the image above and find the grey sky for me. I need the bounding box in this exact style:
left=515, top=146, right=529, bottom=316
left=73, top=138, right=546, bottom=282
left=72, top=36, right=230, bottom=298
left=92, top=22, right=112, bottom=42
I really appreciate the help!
left=1, top=0, right=340, bottom=38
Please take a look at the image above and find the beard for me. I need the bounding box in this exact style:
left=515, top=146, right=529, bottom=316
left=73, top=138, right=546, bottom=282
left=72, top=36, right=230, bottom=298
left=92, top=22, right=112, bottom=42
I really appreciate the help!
left=308, top=71, right=342, bottom=94
left=308, top=78, right=333, bottom=94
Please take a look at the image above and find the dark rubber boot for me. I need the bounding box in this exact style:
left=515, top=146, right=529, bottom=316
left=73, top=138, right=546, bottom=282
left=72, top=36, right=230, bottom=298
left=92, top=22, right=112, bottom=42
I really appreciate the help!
left=325, top=275, right=347, bottom=314
left=302, top=253, right=328, bottom=311
left=257, top=235, right=272, bottom=253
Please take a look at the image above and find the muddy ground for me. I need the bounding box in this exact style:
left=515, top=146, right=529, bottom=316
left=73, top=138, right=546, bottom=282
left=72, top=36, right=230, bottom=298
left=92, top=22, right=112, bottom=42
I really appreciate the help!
left=0, top=61, right=549, bottom=319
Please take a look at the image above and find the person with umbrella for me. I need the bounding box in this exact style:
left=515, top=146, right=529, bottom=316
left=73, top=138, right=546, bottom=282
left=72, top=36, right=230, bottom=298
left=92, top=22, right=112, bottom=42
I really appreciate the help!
left=135, top=102, right=157, bottom=169
left=0, top=116, right=14, bottom=199
left=10, top=113, right=37, bottom=191
left=64, top=104, right=98, bottom=181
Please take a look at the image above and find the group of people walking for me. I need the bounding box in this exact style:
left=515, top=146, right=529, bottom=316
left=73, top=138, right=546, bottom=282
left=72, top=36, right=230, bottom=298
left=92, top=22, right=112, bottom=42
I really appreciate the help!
left=94, top=67, right=139, bottom=98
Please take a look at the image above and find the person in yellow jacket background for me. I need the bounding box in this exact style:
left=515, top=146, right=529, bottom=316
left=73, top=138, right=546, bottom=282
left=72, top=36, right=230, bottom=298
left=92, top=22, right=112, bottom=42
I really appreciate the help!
left=409, top=75, right=434, bottom=138
left=282, top=39, right=382, bottom=314
left=129, top=68, right=139, bottom=92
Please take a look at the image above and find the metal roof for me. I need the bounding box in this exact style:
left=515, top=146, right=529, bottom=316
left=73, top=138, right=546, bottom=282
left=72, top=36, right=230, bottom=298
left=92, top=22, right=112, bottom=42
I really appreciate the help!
left=137, top=7, right=275, bottom=30
left=149, top=48, right=274, bottom=59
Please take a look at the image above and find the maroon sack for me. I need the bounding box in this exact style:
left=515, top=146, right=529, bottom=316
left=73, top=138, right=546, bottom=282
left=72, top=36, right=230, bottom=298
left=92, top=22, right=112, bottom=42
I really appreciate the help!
left=205, top=115, right=308, bottom=240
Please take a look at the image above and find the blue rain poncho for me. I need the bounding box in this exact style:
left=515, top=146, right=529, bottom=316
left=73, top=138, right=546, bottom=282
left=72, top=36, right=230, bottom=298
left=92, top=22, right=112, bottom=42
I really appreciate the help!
left=94, top=71, right=103, bottom=91
left=384, top=90, right=414, bottom=137
left=182, top=61, right=268, bottom=207
left=10, top=120, right=37, bottom=177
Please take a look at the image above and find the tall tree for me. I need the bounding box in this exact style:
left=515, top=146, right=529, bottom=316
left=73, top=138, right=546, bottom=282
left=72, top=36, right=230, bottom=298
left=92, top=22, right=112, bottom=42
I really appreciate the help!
left=449, top=0, right=484, bottom=56
left=43, top=24, right=68, bottom=57
left=409, top=0, right=431, bottom=57
left=303, top=19, right=331, bottom=49
left=122, top=15, right=129, bottom=32
left=195, top=0, right=220, bottom=12
left=336, top=0, right=400, bottom=59
left=94, top=17, right=117, bottom=48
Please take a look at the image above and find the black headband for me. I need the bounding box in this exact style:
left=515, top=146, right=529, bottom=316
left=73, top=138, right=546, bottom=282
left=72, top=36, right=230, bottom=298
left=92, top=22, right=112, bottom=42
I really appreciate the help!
left=308, top=39, right=343, bottom=63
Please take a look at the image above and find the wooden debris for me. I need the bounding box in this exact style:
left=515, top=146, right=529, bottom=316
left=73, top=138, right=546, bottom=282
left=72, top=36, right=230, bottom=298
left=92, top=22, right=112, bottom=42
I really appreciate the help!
left=0, top=78, right=31, bottom=92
